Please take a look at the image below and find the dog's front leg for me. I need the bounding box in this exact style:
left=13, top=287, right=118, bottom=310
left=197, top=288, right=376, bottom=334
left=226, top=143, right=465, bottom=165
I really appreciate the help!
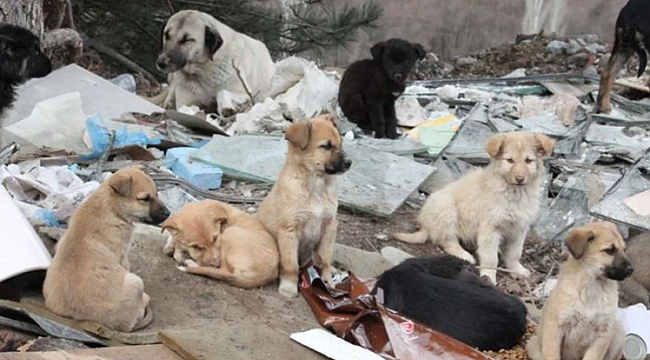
left=277, top=229, right=301, bottom=298
left=365, top=95, right=386, bottom=138
left=583, top=330, right=616, bottom=360
left=314, top=217, right=337, bottom=287
left=540, top=322, right=563, bottom=360
left=476, top=229, right=501, bottom=284
left=502, top=227, right=531, bottom=278
left=383, top=101, right=398, bottom=139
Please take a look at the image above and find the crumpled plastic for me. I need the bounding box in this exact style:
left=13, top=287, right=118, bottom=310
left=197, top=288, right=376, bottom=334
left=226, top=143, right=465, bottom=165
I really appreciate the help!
left=83, top=114, right=161, bottom=160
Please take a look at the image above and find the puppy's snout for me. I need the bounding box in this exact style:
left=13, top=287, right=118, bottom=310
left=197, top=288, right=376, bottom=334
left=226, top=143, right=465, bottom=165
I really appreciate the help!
left=149, top=200, right=171, bottom=225
left=515, top=175, right=525, bottom=184
left=156, top=55, right=170, bottom=70
left=394, top=73, right=404, bottom=82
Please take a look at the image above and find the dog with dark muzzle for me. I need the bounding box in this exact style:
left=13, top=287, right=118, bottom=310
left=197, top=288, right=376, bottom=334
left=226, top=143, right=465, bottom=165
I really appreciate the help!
left=257, top=114, right=352, bottom=298
left=0, top=24, right=52, bottom=147
left=527, top=221, right=633, bottom=360
left=153, top=10, right=275, bottom=113
left=596, top=0, right=650, bottom=114
left=338, top=38, right=425, bottom=139
left=43, top=166, right=170, bottom=332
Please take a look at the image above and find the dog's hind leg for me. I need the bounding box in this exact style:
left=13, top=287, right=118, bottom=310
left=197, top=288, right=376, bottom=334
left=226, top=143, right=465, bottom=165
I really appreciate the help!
left=365, top=94, right=386, bottom=138
left=392, top=229, right=429, bottom=244
left=383, top=101, right=398, bottom=139
left=597, top=27, right=634, bottom=114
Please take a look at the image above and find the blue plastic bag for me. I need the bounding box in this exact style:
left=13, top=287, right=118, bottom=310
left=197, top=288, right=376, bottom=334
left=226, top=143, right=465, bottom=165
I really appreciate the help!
left=82, top=114, right=162, bottom=160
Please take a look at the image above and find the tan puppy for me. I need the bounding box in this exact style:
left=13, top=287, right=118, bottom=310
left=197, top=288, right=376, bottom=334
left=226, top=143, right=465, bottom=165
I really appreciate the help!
left=393, top=132, right=555, bottom=283
left=162, top=200, right=279, bottom=289
left=526, top=221, right=634, bottom=360
left=42, top=167, right=170, bottom=332
left=257, top=114, right=352, bottom=298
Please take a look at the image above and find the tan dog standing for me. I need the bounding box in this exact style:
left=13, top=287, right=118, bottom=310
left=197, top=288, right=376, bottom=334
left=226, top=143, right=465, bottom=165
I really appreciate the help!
left=161, top=200, right=279, bottom=289
left=43, top=167, right=170, bottom=332
left=393, top=132, right=555, bottom=283
left=526, top=221, right=634, bottom=360
left=257, top=114, right=352, bottom=298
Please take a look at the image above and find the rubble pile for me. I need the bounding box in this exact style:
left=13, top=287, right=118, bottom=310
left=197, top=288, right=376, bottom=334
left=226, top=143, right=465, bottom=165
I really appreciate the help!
left=411, top=33, right=640, bottom=80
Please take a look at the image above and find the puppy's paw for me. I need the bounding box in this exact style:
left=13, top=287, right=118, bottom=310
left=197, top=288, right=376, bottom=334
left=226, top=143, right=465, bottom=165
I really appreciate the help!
left=184, top=259, right=199, bottom=268
left=480, top=270, right=497, bottom=285
left=509, top=263, right=532, bottom=278
left=278, top=278, right=299, bottom=298
left=163, top=238, right=175, bottom=257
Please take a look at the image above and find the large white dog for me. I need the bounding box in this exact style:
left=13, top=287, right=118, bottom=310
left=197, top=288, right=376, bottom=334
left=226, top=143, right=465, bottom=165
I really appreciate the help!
left=155, top=10, right=275, bottom=113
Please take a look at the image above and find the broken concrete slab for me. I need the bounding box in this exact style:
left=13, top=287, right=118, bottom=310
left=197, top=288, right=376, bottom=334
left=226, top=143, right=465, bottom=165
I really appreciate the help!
left=586, top=124, right=650, bottom=157
left=0, top=345, right=182, bottom=360
left=517, top=114, right=570, bottom=137
left=4, top=64, right=162, bottom=128
left=380, top=246, right=414, bottom=266
left=190, top=135, right=435, bottom=217
left=354, top=137, right=428, bottom=156
left=395, top=97, right=428, bottom=127
left=419, top=156, right=475, bottom=194
left=444, top=118, right=494, bottom=164
left=591, top=153, right=650, bottom=231
left=333, top=244, right=393, bottom=278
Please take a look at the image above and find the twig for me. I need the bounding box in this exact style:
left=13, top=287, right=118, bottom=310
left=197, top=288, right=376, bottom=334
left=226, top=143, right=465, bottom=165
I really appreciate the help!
left=364, top=237, right=380, bottom=254
left=231, top=59, right=255, bottom=104
left=65, top=0, right=75, bottom=29
left=475, top=266, right=520, bottom=274
left=95, top=130, right=116, bottom=181
left=162, top=0, right=175, bottom=14
left=82, top=33, right=160, bottom=87
left=522, top=277, right=538, bottom=309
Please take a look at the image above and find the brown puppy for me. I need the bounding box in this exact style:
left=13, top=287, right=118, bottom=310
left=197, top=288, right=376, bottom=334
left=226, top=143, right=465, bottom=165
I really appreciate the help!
left=161, top=200, right=279, bottom=289
left=257, top=114, right=352, bottom=298
left=393, top=132, right=555, bottom=283
left=43, top=167, right=170, bottom=332
left=526, top=221, right=634, bottom=360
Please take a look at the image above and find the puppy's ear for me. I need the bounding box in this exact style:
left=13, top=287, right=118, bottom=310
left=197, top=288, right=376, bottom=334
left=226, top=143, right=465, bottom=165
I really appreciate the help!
left=109, top=173, right=133, bottom=197
left=285, top=121, right=312, bottom=150
left=323, top=113, right=339, bottom=131
left=161, top=220, right=180, bottom=236
left=132, top=164, right=147, bottom=172
left=211, top=217, right=227, bottom=240
left=371, top=41, right=385, bottom=60
left=204, top=26, right=223, bottom=56
left=485, top=133, right=507, bottom=159
left=413, top=43, right=426, bottom=60
left=533, top=134, right=556, bottom=157
left=565, top=228, right=596, bottom=260
left=158, top=22, right=167, bottom=50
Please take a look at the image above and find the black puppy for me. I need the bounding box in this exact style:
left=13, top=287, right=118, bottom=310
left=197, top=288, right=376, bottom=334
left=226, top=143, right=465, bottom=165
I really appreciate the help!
left=338, top=39, right=425, bottom=139
left=596, top=0, right=650, bottom=113
left=0, top=24, right=52, bottom=116
left=372, top=255, right=527, bottom=351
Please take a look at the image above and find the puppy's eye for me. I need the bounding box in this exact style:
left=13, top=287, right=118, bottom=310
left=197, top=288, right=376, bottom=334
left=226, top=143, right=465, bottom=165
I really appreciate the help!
left=320, top=142, right=333, bottom=151
left=506, top=158, right=514, bottom=164
left=603, top=247, right=616, bottom=256
left=191, top=244, right=204, bottom=250
left=179, top=38, right=195, bottom=45
left=525, top=158, right=533, bottom=164
left=138, top=194, right=152, bottom=203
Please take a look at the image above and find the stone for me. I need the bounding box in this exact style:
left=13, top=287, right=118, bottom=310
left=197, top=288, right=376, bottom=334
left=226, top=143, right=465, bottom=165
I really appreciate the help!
left=546, top=40, right=568, bottom=54
left=456, top=57, right=478, bottom=66
left=380, top=246, right=414, bottom=266
left=565, top=39, right=582, bottom=56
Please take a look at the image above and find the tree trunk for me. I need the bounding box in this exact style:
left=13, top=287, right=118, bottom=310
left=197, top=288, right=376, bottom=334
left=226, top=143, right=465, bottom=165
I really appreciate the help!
left=0, top=0, right=45, bottom=38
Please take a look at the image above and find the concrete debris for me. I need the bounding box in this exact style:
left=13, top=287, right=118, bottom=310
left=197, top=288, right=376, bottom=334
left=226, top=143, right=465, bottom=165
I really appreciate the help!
left=228, top=98, right=289, bottom=135
left=395, top=97, right=429, bottom=127
left=380, top=246, right=414, bottom=266
left=519, top=94, right=582, bottom=127
left=546, top=40, right=567, bottom=54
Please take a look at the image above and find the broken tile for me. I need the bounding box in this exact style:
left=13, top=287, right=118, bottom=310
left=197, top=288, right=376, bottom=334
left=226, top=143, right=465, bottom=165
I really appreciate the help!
left=406, top=113, right=462, bottom=156
left=591, top=153, right=650, bottom=231
left=190, top=135, right=435, bottom=217
left=444, top=119, right=494, bottom=164
left=418, top=156, right=475, bottom=194
left=586, top=124, right=650, bottom=155
left=395, top=96, right=428, bottom=127
left=354, top=137, right=428, bottom=156
left=516, top=114, right=570, bottom=137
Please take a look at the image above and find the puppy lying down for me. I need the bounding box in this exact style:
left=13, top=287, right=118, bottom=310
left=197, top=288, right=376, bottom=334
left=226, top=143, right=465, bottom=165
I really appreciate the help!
left=162, top=200, right=279, bottom=289
left=372, top=255, right=528, bottom=351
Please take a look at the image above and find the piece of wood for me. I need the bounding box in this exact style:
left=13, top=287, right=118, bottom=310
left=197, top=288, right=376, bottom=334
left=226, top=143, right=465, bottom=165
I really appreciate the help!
left=0, top=345, right=182, bottom=360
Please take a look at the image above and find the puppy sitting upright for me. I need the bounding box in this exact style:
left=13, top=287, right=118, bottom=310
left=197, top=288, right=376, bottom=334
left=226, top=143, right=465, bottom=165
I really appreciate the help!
left=338, top=38, right=425, bottom=139
left=393, top=132, right=555, bottom=283
left=162, top=200, right=279, bottom=289
left=43, top=167, right=170, bottom=332
left=527, top=221, right=634, bottom=360
left=257, top=114, right=352, bottom=298
left=0, top=24, right=52, bottom=147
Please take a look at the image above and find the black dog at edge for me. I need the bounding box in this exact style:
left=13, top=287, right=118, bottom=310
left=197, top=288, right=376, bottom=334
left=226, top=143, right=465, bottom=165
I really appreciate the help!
left=338, top=38, right=425, bottom=139
left=0, top=24, right=52, bottom=117
left=372, top=255, right=528, bottom=351
left=596, top=0, right=650, bottom=114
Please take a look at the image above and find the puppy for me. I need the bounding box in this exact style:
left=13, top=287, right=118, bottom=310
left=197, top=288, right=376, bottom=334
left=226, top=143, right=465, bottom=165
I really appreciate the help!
left=161, top=200, right=279, bottom=289
left=596, top=0, right=650, bottom=113
left=0, top=24, right=52, bottom=147
left=373, top=255, right=527, bottom=351
left=42, top=167, right=170, bottom=332
left=619, top=231, right=650, bottom=307
left=338, top=38, right=425, bottom=139
left=393, top=132, right=555, bottom=283
left=155, top=10, right=275, bottom=113
left=257, top=114, right=352, bottom=298
left=526, top=222, right=634, bottom=360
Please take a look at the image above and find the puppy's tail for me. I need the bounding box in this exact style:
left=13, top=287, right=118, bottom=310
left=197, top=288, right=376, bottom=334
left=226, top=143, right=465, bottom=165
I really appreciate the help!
left=181, top=266, right=269, bottom=289
left=131, top=305, right=154, bottom=332
left=392, top=229, right=429, bottom=244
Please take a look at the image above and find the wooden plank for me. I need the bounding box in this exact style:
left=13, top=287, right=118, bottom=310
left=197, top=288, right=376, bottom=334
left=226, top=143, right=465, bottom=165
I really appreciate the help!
left=0, top=345, right=182, bottom=360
